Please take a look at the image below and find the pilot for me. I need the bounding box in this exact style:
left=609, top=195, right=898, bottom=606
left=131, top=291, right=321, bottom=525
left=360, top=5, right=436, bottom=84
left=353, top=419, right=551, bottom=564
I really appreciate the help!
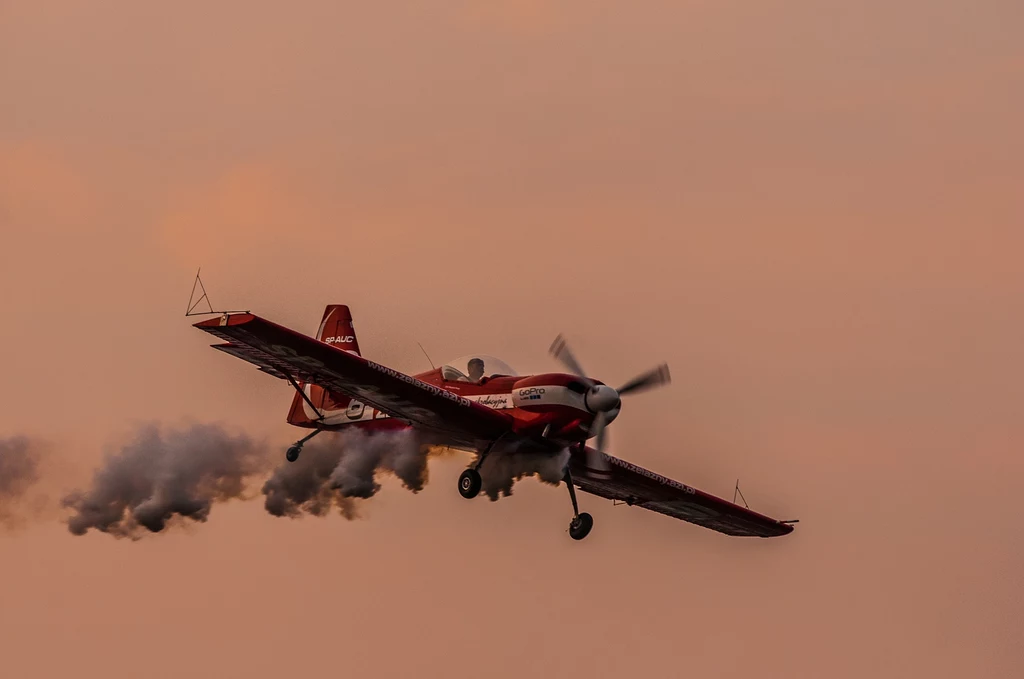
left=467, top=357, right=486, bottom=383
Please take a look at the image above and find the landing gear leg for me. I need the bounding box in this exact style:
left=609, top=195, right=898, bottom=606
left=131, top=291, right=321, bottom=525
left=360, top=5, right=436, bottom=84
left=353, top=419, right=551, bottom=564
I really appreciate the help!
left=564, top=468, right=593, bottom=540
left=473, top=439, right=496, bottom=471
left=458, top=437, right=501, bottom=499
left=286, top=428, right=323, bottom=462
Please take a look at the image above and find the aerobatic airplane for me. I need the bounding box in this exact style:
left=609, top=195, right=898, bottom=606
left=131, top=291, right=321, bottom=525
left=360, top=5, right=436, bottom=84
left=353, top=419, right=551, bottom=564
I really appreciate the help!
left=194, top=304, right=796, bottom=541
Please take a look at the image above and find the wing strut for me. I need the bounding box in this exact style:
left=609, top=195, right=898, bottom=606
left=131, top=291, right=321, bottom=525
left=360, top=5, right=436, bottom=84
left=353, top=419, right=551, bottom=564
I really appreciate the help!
left=284, top=372, right=325, bottom=422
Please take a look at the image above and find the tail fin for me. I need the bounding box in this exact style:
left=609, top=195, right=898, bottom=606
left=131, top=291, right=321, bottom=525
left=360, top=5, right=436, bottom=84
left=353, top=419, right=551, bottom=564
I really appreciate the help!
left=315, top=304, right=361, bottom=355
left=286, top=304, right=361, bottom=426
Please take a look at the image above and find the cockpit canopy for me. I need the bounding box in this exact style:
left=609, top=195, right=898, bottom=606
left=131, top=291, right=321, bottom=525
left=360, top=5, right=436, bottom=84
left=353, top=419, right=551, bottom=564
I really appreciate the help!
left=441, top=354, right=519, bottom=384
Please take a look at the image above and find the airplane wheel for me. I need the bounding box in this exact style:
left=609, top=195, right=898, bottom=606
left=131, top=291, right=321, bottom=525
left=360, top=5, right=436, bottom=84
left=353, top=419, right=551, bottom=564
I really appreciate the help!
left=458, top=469, right=482, bottom=499
left=569, top=512, right=594, bottom=541
left=286, top=445, right=301, bottom=462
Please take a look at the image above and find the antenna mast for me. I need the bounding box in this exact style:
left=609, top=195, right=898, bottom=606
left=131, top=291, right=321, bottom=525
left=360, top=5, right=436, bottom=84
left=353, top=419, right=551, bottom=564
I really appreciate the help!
left=417, top=342, right=436, bottom=369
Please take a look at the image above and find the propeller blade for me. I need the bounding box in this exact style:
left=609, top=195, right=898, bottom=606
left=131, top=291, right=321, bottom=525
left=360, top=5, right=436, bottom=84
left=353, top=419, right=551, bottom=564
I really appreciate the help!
left=549, top=334, right=589, bottom=379
left=616, top=363, right=671, bottom=396
left=586, top=411, right=611, bottom=472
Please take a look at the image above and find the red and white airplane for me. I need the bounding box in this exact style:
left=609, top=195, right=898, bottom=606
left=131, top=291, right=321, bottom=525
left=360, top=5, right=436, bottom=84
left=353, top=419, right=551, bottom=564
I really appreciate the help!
left=194, top=304, right=796, bottom=541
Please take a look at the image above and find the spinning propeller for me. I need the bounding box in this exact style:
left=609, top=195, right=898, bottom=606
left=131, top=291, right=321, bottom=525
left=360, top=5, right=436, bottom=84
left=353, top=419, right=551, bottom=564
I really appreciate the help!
left=549, top=335, right=671, bottom=474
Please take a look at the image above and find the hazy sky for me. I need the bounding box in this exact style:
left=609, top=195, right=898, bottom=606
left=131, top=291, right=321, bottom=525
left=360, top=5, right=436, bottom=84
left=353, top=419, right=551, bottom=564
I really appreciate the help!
left=1, top=2, right=1021, bottom=677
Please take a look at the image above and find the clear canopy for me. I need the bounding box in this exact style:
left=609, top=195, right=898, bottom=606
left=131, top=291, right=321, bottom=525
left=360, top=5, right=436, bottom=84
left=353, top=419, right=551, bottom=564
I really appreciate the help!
left=441, top=354, right=518, bottom=383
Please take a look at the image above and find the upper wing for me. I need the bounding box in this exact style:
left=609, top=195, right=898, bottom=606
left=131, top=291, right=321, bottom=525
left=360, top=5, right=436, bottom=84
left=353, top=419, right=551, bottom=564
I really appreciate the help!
left=194, top=313, right=514, bottom=447
left=568, top=448, right=795, bottom=537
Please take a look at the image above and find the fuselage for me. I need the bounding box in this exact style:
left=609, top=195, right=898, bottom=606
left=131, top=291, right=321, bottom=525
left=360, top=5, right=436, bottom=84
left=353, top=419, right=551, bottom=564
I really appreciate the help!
left=287, top=368, right=615, bottom=450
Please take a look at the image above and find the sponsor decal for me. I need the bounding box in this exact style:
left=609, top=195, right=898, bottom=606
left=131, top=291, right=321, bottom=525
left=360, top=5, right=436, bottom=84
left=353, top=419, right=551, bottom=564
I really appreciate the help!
left=365, top=361, right=473, bottom=408
left=474, top=394, right=510, bottom=409
left=350, top=383, right=436, bottom=424
left=325, top=336, right=355, bottom=344
left=607, top=457, right=696, bottom=494
left=516, top=387, right=545, bottom=401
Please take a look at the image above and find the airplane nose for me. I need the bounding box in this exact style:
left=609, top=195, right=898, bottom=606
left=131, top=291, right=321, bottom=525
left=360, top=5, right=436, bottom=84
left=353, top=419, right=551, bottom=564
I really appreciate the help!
left=585, top=384, right=620, bottom=413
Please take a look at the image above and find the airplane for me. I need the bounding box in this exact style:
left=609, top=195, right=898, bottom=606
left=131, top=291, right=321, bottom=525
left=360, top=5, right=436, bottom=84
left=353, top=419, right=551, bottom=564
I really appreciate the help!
left=193, top=304, right=796, bottom=541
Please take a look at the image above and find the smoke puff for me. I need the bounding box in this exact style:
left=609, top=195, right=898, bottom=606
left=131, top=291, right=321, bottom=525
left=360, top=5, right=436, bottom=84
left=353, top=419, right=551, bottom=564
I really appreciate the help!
left=63, top=423, right=270, bottom=539
left=262, top=435, right=358, bottom=519
left=329, top=429, right=427, bottom=498
left=262, top=428, right=426, bottom=518
left=0, top=436, right=42, bottom=525
left=477, top=447, right=571, bottom=501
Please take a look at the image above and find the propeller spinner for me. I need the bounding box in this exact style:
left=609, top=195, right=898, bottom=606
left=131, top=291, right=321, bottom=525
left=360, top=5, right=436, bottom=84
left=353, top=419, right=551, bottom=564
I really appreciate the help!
left=549, top=334, right=671, bottom=474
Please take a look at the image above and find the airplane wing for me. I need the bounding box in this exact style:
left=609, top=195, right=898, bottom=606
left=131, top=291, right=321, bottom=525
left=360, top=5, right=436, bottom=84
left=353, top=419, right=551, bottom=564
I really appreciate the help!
left=568, top=448, right=795, bottom=537
left=194, top=313, right=515, bottom=448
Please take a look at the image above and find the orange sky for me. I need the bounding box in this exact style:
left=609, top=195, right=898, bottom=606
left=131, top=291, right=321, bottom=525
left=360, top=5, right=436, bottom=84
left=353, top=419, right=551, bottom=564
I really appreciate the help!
left=1, top=2, right=1021, bottom=677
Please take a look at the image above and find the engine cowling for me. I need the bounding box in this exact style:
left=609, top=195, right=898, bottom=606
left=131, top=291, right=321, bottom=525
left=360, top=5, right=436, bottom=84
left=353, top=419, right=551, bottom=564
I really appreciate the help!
left=511, top=373, right=587, bottom=412
left=511, top=375, right=618, bottom=423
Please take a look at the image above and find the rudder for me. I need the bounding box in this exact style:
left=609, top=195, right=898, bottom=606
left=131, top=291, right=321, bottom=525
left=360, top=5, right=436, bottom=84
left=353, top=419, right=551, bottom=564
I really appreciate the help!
left=315, top=304, right=361, bottom=356
left=286, top=304, right=361, bottom=426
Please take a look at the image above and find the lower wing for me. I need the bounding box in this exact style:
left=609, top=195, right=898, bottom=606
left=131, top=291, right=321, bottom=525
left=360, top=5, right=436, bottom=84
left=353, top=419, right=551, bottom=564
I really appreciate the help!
left=569, top=448, right=795, bottom=537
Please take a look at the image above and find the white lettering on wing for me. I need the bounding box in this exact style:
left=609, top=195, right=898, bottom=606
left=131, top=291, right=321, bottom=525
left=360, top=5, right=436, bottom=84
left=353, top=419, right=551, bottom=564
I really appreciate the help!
left=365, top=361, right=473, bottom=408
left=607, top=457, right=696, bottom=494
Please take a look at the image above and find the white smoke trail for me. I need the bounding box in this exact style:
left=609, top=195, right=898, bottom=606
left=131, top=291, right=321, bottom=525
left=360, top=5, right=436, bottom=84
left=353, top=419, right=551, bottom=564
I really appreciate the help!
left=261, top=434, right=359, bottom=519
left=477, top=447, right=571, bottom=501
left=59, top=421, right=572, bottom=538
left=328, top=428, right=427, bottom=498
left=63, top=423, right=270, bottom=539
